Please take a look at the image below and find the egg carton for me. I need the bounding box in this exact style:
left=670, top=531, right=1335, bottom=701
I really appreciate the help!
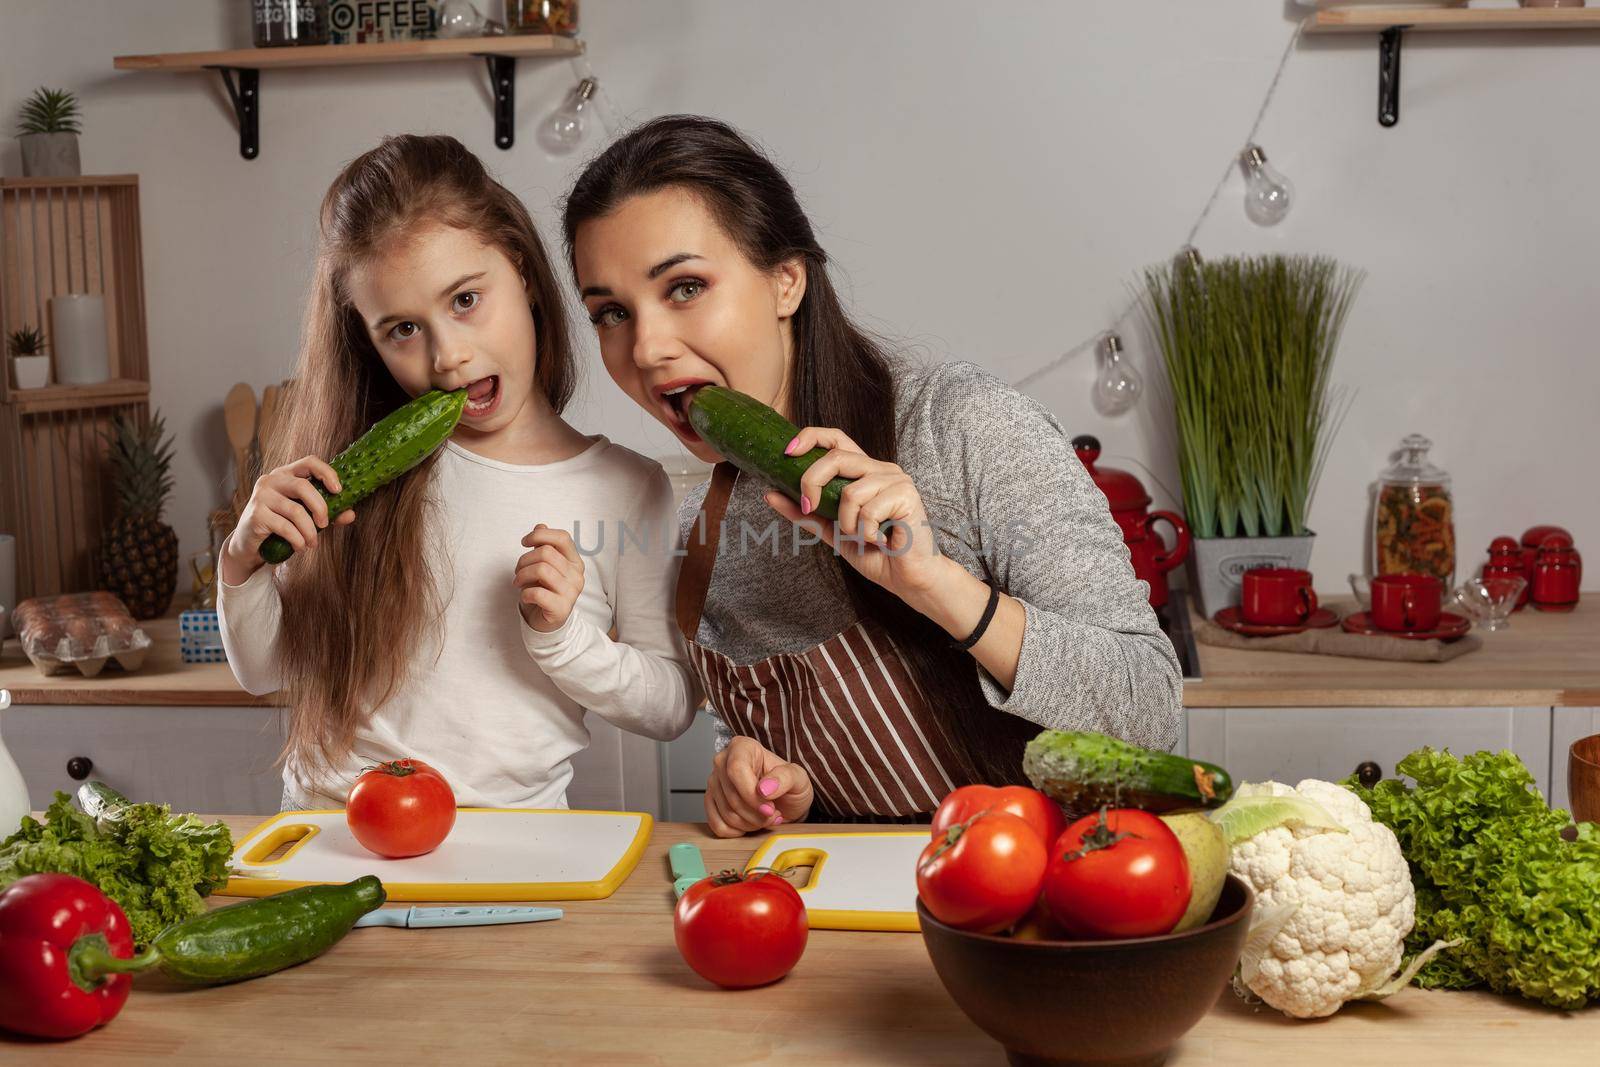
left=12, top=592, right=153, bottom=678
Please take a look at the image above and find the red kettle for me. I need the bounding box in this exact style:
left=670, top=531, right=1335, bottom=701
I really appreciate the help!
left=1072, top=435, right=1190, bottom=609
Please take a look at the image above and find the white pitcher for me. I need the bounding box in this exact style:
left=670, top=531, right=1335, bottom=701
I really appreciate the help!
left=0, top=690, right=31, bottom=832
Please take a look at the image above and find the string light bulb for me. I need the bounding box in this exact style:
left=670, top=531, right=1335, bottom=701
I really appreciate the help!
left=538, top=78, right=597, bottom=155
left=1241, top=144, right=1293, bottom=227
left=1093, top=332, right=1142, bottom=416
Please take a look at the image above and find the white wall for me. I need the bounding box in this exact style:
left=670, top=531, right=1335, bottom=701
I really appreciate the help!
left=3, top=1, right=1595, bottom=591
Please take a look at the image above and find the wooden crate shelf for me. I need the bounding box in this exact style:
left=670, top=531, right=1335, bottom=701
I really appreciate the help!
left=1, top=176, right=150, bottom=601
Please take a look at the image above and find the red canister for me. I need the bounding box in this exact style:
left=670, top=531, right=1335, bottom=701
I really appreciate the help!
left=1483, top=536, right=1531, bottom=611
left=1532, top=534, right=1581, bottom=613
left=1072, top=435, right=1190, bottom=609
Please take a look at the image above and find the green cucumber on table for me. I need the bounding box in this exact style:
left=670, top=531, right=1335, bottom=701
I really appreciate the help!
left=259, top=388, right=468, bottom=564
left=685, top=386, right=884, bottom=531
left=85, top=876, right=386, bottom=987
left=1022, top=730, right=1234, bottom=817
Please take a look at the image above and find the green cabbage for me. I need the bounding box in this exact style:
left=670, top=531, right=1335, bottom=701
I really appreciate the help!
left=0, top=791, right=233, bottom=948
left=1346, top=748, right=1600, bottom=1009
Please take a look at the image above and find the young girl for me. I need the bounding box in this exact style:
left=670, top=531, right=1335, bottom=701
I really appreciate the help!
left=563, top=116, right=1183, bottom=836
left=218, top=134, right=695, bottom=810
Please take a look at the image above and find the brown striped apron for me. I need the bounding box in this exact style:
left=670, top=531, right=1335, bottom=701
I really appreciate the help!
left=675, top=463, right=968, bottom=820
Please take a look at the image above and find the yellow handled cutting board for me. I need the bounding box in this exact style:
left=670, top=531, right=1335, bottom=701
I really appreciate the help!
left=227, top=808, right=652, bottom=901
left=744, top=831, right=927, bottom=932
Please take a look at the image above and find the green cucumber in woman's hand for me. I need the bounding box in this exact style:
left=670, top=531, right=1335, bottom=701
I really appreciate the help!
left=686, top=386, right=870, bottom=528
left=87, top=876, right=386, bottom=987
left=259, top=388, right=468, bottom=564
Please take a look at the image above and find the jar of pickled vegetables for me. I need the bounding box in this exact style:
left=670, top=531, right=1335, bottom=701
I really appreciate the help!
left=1374, top=434, right=1455, bottom=588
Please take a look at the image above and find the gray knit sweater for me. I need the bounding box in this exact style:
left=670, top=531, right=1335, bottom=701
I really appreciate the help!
left=678, top=360, right=1183, bottom=754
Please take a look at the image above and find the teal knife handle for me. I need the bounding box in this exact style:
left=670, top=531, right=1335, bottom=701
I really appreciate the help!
left=669, top=842, right=709, bottom=899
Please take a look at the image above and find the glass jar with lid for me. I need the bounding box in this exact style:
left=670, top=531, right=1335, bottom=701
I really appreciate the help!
left=1373, top=433, right=1455, bottom=588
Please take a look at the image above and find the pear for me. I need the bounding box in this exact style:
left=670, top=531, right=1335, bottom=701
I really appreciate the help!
left=1160, top=811, right=1229, bottom=933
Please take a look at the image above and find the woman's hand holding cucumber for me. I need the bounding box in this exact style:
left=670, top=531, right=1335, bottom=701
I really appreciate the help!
left=222, top=457, right=355, bottom=586
left=705, top=736, right=814, bottom=837
left=515, top=524, right=585, bottom=633
left=764, top=426, right=948, bottom=603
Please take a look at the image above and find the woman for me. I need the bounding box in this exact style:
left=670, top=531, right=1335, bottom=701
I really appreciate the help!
left=563, top=116, right=1181, bottom=836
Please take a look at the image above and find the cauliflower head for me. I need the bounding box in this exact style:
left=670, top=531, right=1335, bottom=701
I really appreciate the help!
left=1228, top=779, right=1415, bottom=1019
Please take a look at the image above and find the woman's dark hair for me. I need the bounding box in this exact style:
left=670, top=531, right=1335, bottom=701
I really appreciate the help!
left=562, top=115, right=1036, bottom=800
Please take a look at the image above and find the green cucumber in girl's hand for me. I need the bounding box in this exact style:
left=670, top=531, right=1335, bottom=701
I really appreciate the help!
left=259, top=388, right=468, bottom=564
left=686, top=386, right=872, bottom=528
left=85, top=876, right=386, bottom=987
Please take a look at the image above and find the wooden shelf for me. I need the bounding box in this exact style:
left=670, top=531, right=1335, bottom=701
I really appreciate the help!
left=1305, top=7, right=1600, bottom=34
left=113, top=34, right=583, bottom=72
left=8, top=379, right=150, bottom=415
left=0, top=174, right=139, bottom=192
left=112, top=35, right=584, bottom=158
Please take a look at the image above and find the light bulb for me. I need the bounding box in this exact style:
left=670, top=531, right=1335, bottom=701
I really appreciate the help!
left=1093, top=332, right=1142, bottom=416
left=538, top=78, right=596, bottom=155
left=1241, top=144, right=1293, bottom=227
left=436, top=0, right=495, bottom=37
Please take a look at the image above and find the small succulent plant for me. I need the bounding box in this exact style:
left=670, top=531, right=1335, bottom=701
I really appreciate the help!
left=17, top=88, right=82, bottom=136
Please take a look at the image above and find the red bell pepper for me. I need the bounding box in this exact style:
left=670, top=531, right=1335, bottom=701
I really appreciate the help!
left=0, top=872, right=145, bottom=1039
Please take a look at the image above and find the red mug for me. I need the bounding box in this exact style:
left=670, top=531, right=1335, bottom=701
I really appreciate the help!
left=1240, top=567, right=1318, bottom=626
left=1371, top=574, right=1442, bottom=632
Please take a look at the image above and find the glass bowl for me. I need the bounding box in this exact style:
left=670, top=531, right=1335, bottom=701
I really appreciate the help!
left=1452, top=576, right=1528, bottom=633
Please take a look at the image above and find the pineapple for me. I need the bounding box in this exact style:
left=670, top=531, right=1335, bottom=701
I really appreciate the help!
left=100, top=411, right=179, bottom=619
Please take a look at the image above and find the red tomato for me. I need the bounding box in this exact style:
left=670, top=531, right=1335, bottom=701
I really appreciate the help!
left=674, top=871, right=808, bottom=989
left=1042, top=809, right=1190, bottom=940
left=931, top=784, right=1067, bottom=849
left=916, top=811, right=1048, bottom=934
left=346, top=758, right=457, bottom=858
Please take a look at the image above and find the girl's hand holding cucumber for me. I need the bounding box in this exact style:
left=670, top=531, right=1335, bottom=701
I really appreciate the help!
left=221, top=456, right=355, bottom=586
left=515, top=523, right=585, bottom=633
left=763, top=425, right=948, bottom=607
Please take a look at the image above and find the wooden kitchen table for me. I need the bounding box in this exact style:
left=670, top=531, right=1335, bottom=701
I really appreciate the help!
left=5, top=819, right=1596, bottom=1065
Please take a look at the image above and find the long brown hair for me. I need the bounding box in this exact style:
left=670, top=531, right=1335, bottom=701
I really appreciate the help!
left=561, top=115, right=1034, bottom=790
left=271, top=133, right=576, bottom=775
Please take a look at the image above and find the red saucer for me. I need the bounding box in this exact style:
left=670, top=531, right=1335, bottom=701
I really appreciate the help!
left=1213, top=606, right=1340, bottom=637
left=1340, top=611, right=1471, bottom=641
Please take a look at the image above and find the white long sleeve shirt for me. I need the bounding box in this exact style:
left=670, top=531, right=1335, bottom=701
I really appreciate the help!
left=218, top=437, right=697, bottom=810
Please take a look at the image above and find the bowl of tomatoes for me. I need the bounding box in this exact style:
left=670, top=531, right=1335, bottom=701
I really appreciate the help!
left=915, top=789, right=1253, bottom=1066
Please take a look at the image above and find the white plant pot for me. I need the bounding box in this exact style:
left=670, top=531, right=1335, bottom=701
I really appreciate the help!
left=11, top=355, right=51, bottom=389
left=19, top=132, right=81, bottom=178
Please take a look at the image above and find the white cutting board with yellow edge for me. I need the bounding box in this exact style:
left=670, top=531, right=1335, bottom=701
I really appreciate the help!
left=227, top=808, right=652, bottom=901
left=744, top=831, right=927, bottom=932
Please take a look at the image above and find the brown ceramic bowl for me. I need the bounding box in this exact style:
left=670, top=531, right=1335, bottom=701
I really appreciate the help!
left=1570, top=733, right=1600, bottom=825
left=918, top=874, right=1254, bottom=1067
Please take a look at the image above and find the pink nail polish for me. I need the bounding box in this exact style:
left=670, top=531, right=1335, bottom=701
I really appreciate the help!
left=759, top=777, right=779, bottom=797
left=759, top=803, right=775, bottom=817
left=772, top=815, right=785, bottom=826
left=784, top=435, right=799, bottom=455
left=800, top=496, right=812, bottom=515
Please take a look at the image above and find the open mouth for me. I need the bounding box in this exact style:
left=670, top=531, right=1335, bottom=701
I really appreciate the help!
left=657, top=380, right=712, bottom=442
left=464, top=375, right=501, bottom=419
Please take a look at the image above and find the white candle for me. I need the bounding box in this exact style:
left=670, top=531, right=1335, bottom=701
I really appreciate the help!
left=49, top=293, right=111, bottom=385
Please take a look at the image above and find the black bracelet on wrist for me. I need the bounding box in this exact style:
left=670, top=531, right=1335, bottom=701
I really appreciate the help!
left=951, top=583, right=1001, bottom=652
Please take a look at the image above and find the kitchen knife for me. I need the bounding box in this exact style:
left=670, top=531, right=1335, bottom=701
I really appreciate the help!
left=354, top=905, right=563, bottom=929
left=669, top=842, right=709, bottom=899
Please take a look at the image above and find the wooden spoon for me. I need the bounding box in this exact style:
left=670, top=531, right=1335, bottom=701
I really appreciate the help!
left=223, top=383, right=257, bottom=500
left=258, top=384, right=282, bottom=464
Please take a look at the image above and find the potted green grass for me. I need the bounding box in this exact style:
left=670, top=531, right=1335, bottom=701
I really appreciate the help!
left=17, top=87, right=82, bottom=178
left=1140, top=253, right=1361, bottom=616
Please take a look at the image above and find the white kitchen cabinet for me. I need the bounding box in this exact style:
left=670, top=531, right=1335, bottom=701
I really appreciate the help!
left=659, top=708, right=719, bottom=822
left=0, top=702, right=660, bottom=817
left=1549, top=706, right=1600, bottom=814
left=2, top=703, right=288, bottom=814
left=1184, top=706, right=1555, bottom=800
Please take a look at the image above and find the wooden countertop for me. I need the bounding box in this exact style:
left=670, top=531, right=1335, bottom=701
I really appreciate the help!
left=1184, top=596, right=1600, bottom=708
left=4, top=596, right=1597, bottom=711
left=8, top=817, right=1594, bottom=1065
